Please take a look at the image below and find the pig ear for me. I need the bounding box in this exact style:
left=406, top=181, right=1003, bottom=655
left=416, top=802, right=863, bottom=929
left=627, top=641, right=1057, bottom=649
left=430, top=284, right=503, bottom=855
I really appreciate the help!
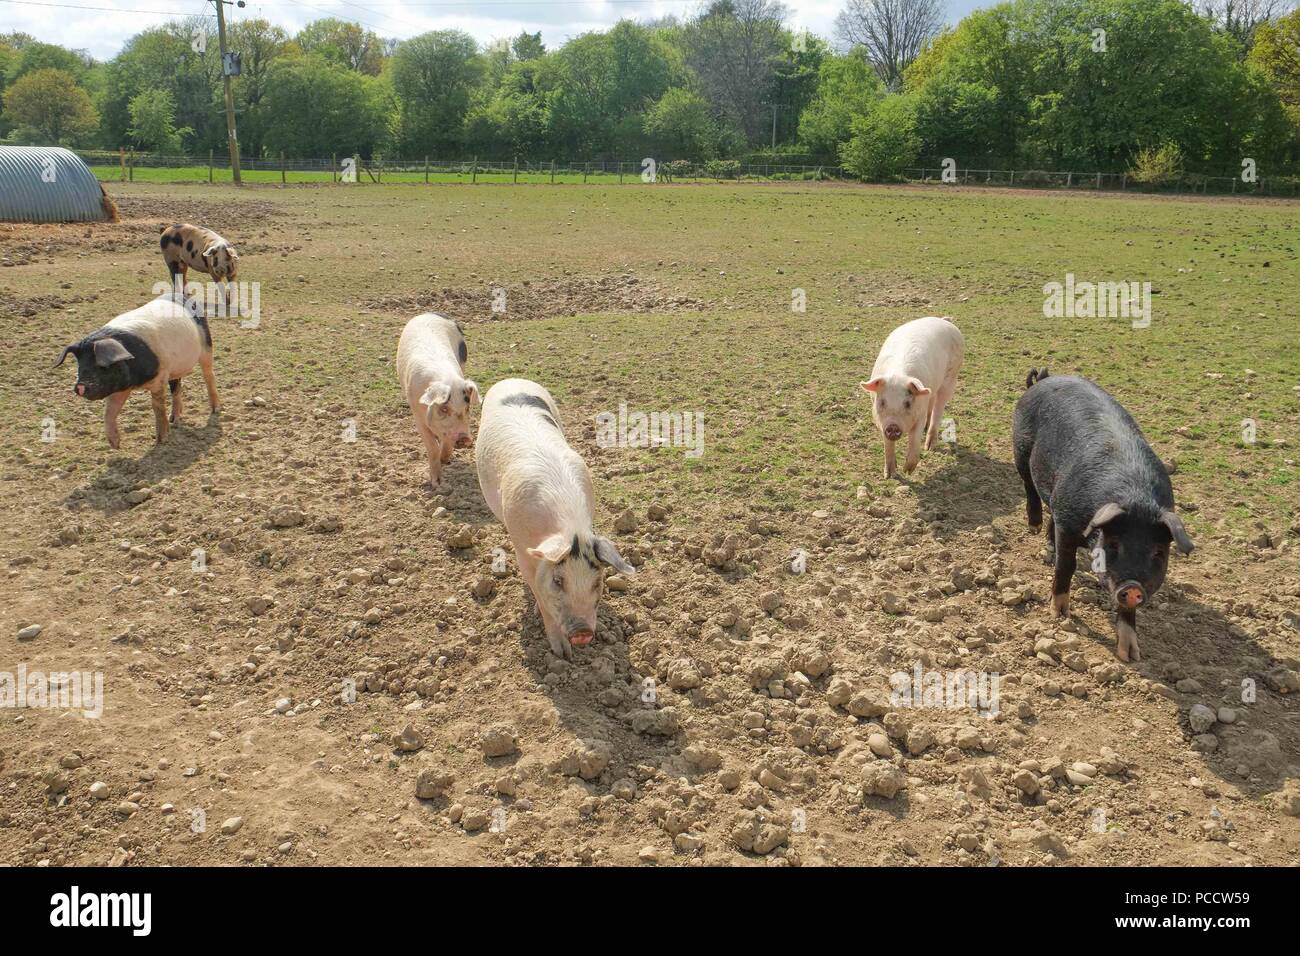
left=1083, top=502, right=1126, bottom=538
left=906, top=377, right=931, bottom=397
left=1159, top=511, right=1194, bottom=555
left=93, top=338, right=134, bottom=367
left=53, top=344, right=78, bottom=368
left=859, top=378, right=883, bottom=394
left=463, top=380, right=480, bottom=407
left=419, top=382, right=452, bottom=408
left=594, top=536, right=635, bottom=575
left=526, top=533, right=571, bottom=564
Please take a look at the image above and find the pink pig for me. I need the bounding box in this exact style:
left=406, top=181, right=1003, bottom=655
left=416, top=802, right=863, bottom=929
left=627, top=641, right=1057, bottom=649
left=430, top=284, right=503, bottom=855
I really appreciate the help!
left=396, top=313, right=478, bottom=489
left=861, top=316, right=964, bottom=479
left=476, top=378, right=635, bottom=659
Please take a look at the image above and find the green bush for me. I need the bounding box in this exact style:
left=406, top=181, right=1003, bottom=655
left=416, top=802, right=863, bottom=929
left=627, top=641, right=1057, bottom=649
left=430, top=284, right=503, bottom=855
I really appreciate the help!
left=1128, top=144, right=1184, bottom=187
left=702, top=159, right=741, bottom=180
left=839, top=96, right=920, bottom=181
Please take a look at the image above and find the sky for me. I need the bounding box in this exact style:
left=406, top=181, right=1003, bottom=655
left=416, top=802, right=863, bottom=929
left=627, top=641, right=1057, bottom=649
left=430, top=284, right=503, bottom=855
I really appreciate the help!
left=0, top=0, right=992, bottom=62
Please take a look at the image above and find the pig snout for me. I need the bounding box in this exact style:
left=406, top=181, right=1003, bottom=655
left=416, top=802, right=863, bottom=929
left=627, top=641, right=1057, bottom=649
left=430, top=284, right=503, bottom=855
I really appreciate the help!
left=75, top=383, right=87, bottom=397
left=1115, top=582, right=1146, bottom=610
left=884, top=424, right=903, bottom=441
left=454, top=433, right=473, bottom=449
left=565, top=618, right=597, bottom=646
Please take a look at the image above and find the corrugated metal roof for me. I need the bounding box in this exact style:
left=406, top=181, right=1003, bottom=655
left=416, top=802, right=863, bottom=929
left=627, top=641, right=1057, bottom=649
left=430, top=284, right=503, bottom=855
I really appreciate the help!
left=0, top=146, right=110, bottom=223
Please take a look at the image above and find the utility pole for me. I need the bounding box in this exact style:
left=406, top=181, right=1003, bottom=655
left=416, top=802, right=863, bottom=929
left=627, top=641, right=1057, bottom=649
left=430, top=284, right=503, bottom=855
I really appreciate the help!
left=761, top=102, right=791, bottom=152
left=213, top=0, right=244, bottom=185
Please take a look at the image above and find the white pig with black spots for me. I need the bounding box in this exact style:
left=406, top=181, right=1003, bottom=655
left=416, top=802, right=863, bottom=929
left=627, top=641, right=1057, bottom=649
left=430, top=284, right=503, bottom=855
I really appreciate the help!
left=476, top=378, right=635, bottom=659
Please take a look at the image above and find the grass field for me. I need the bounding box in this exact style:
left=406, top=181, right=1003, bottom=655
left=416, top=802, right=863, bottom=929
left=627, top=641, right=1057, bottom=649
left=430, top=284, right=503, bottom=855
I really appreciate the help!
left=88, top=165, right=831, bottom=186
left=2, top=180, right=1297, bottom=866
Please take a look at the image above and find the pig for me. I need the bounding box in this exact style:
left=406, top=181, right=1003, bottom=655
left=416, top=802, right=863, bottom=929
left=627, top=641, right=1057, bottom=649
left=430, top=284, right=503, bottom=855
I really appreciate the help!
left=476, top=378, right=635, bottom=659
left=54, top=294, right=220, bottom=449
left=160, top=223, right=239, bottom=308
left=396, top=313, right=478, bottom=488
left=1013, top=368, right=1194, bottom=662
left=860, top=316, right=964, bottom=478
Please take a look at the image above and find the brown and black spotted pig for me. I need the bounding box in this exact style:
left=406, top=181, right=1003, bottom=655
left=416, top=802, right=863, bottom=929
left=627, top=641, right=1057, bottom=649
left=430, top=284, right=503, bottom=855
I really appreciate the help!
left=160, top=223, right=239, bottom=306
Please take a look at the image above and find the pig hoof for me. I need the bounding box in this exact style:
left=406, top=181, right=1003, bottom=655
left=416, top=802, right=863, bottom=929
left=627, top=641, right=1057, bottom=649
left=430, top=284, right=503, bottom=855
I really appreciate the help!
left=1050, top=593, right=1069, bottom=617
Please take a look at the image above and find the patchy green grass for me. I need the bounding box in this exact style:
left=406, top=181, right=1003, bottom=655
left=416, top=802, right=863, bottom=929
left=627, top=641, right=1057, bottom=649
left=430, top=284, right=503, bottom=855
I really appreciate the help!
left=9, top=179, right=1299, bottom=529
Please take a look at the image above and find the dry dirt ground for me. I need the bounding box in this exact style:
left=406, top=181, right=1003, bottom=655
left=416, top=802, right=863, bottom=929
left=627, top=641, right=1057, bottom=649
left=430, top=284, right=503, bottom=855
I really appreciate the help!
left=1, top=181, right=1298, bottom=867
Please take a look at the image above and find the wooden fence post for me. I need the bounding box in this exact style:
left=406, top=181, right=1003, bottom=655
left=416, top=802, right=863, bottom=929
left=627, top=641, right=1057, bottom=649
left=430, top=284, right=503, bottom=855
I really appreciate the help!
left=424, top=156, right=429, bottom=184
left=583, top=162, right=588, bottom=183
left=513, top=157, right=518, bottom=183
left=551, top=160, right=556, bottom=184
left=471, top=157, right=478, bottom=184
left=209, top=149, right=214, bottom=183
left=119, top=147, right=126, bottom=182
left=332, top=153, right=337, bottom=183
left=281, top=152, right=286, bottom=184
left=128, top=150, right=134, bottom=182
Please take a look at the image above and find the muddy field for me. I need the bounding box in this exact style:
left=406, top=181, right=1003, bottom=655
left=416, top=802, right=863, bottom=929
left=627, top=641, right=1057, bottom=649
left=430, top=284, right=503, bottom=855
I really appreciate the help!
left=1, top=180, right=1297, bottom=866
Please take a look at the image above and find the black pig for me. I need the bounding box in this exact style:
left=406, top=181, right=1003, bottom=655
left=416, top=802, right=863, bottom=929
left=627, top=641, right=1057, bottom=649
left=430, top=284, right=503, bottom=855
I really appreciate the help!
left=1013, top=369, right=1193, bottom=662
left=54, top=296, right=219, bottom=449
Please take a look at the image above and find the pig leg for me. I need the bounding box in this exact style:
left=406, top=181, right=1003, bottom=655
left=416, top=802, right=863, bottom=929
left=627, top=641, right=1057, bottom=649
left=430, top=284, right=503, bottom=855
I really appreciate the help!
left=1116, top=609, right=1140, bottom=663
left=516, top=547, right=570, bottom=660
left=439, top=437, right=454, bottom=465
left=1043, top=514, right=1056, bottom=565
left=903, top=422, right=923, bottom=474
left=414, top=416, right=443, bottom=488
left=1050, top=526, right=1076, bottom=617
left=200, top=353, right=220, bottom=413
left=1015, top=454, right=1042, bottom=530
left=149, top=383, right=169, bottom=444
left=104, top=391, right=129, bottom=449
left=924, top=384, right=952, bottom=450
left=169, top=379, right=183, bottom=424
left=882, top=437, right=897, bottom=479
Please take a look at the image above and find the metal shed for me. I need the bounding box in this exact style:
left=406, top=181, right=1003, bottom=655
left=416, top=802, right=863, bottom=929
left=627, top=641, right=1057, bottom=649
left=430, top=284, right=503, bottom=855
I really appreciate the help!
left=0, top=146, right=116, bottom=223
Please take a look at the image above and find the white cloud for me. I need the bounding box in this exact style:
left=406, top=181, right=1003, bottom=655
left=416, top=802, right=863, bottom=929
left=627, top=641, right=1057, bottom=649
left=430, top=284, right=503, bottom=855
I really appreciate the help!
left=2, top=0, right=983, bottom=60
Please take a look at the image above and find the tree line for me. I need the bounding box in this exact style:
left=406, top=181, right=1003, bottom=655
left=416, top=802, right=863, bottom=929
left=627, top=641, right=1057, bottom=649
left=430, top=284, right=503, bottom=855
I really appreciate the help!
left=2, top=0, right=1298, bottom=179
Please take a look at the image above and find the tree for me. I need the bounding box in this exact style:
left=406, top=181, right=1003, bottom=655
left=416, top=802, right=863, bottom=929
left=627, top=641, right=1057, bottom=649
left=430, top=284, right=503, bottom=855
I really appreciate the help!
left=835, top=0, right=945, bottom=90
left=3, top=67, right=99, bottom=144
left=512, top=32, right=546, bottom=61
left=4, top=40, right=94, bottom=86
left=1249, top=8, right=1300, bottom=126
left=798, top=51, right=885, bottom=155
left=681, top=0, right=789, bottom=143
left=295, top=19, right=384, bottom=74
left=230, top=18, right=295, bottom=156
left=902, top=0, right=1285, bottom=170
left=1197, top=0, right=1292, bottom=52
left=644, top=87, right=720, bottom=157
left=390, top=31, right=484, bottom=155
left=839, top=93, right=920, bottom=178
left=100, top=20, right=222, bottom=153
left=127, top=89, right=192, bottom=151
left=543, top=22, right=678, bottom=155
left=261, top=54, right=389, bottom=157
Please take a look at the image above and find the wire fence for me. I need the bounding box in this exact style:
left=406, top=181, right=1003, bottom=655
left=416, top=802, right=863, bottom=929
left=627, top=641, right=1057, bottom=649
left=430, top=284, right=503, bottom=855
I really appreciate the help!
left=74, top=150, right=1300, bottom=198
left=76, top=150, right=848, bottom=184
left=904, top=166, right=1299, bottom=197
